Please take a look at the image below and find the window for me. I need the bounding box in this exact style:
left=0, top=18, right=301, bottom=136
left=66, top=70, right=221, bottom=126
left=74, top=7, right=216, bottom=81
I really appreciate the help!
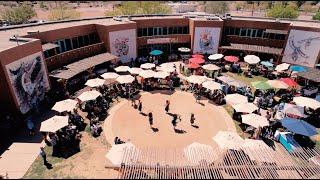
left=163, top=27, right=167, bottom=35
left=235, top=28, right=240, bottom=36
left=148, top=27, right=153, bottom=36
left=78, top=36, right=84, bottom=47
left=240, top=28, right=246, bottom=36
left=72, top=37, right=79, bottom=49
left=252, top=29, right=257, bottom=37
left=183, top=26, right=188, bottom=34
left=143, top=28, right=148, bottom=36
left=178, top=26, right=183, bottom=34
left=89, top=33, right=94, bottom=43
left=247, top=29, right=252, bottom=37
left=168, top=27, right=173, bottom=34
left=65, top=38, right=72, bottom=51
left=263, top=32, right=268, bottom=39
left=269, top=33, right=275, bottom=39
left=138, top=28, right=142, bottom=37
left=224, top=27, right=229, bottom=35
left=84, top=35, right=90, bottom=46
left=44, top=50, right=49, bottom=58
left=229, top=27, right=235, bottom=35
left=59, top=40, right=66, bottom=52
left=173, top=27, right=178, bottom=34
left=257, top=29, right=263, bottom=38
left=153, top=27, right=158, bottom=36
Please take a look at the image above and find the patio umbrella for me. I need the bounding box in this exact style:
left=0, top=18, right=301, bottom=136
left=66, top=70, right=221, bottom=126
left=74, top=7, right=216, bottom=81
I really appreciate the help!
left=140, top=63, right=156, bottom=69
left=40, top=115, right=69, bottom=132
left=101, top=72, right=119, bottom=79
left=208, top=54, right=224, bottom=61
left=160, top=62, right=175, bottom=68
left=251, top=81, right=272, bottom=90
left=52, top=99, right=78, bottom=113
left=281, top=117, right=317, bottom=137
left=202, top=64, right=220, bottom=71
left=192, top=54, right=204, bottom=58
left=275, top=63, right=290, bottom=72
left=189, top=57, right=205, bottom=64
left=115, top=66, right=130, bottom=72
left=244, top=55, right=260, bottom=65
left=232, top=103, right=258, bottom=113
left=202, top=81, right=222, bottom=91
left=157, top=66, right=176, bottom=73
left=153, top=71, right=169, bottom=79
left=224, top=56, right=239, bottom=63
left=289, top=65, right=307, bottom=72
left=85, top=78, right=106, bottom=87
left=116, top=75, right=135, bottom=84
left=213, top=131, right=244, bottom=150
left=283, top=103, right=307, bottom=118
left=178, top=47, right=191, bottom=53
left=225, top=93, right=248, bottom=106
left=241, top=113, right=269, bottom=128
left=186, top=75, right=209, bottom=84
left=267, top=80, right=289, bottom=89
left=128, top=67, right=143, bottom=75
left=105, top=142, right=137, bottom=166
left=293, top=96, right=320, bottom=110
left=260, top=61, right=273, bottom=67
left=139, top=70, right=155, bottom=79
left=150, top=50, right=163, bottom=56
left=187, top=63, right=201, bottom=69
left=183, top=142, right=215, bottom=165
left=280, top=78, right=298, bottom=87
left=77, top=90, right=102, bottom=102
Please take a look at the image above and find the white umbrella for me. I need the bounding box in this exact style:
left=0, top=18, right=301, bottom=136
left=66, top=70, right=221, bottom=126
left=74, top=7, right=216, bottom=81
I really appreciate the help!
left=213, top=131, right=244, bottom=150
left=140, top=63, right=156, bottom=69
left=267, top=80, right=289, bottom=89
left=85, top=78, right=106, bottom=87
left=128, top=67, right=143, bottom=75
left=40, top=115, right=69, bottom=132
left=139, top=70, right=155, bottom=79
left=275, top=63, right=290, bottom=72
left=160, top=62, right=175, bottom=68
left=101, top=72, right=119, bottom=79
left=202, top=64, right=220, bottom=71
left=105, top=142, right=137, bottom=166
left=225, top=93, right=248, bottom=106
left=116, top=75, right=135, bottom=84
left=52, top=99, right=78, bottom=113
left=183, top=142, right=215, bottom=165
left=115, top=66, right=130, bottom=72
left=241, top=113, right=269, bottom=128
left=293, top=96, right=320, bottom=110
left=178, top=47, right=191, bottom=53
left=186, top=75, right=209, bottom=84
left=202, top=81, right=222, bottom=91
left=153, top=71, right=170, bottom=79
left=232, top=103, right=258, bottom=113
left=157, top=66, right=176, bottom=73
left=208, top=54, right=224, bottom=61
left=77, top=90, right=101, bottom=102
left=244, top=55, right=260, bottom=65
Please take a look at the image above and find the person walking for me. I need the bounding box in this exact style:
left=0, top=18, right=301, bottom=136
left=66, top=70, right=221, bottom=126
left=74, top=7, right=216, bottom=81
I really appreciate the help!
left=190, top=113, right=195, bottom=125
left=165, top=100, right=170, bottom=113
left=171, top=114, right=178, bottom=129
left=40, top=147, right=48, bottom=166
left=148, top=112, right=153, bottom=127
left=196, top=92, right=201, bottom=103
left=138, top=100, right=142, bottom=113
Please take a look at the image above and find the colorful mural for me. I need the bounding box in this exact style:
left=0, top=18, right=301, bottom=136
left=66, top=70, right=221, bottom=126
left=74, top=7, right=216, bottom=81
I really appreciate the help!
left=282, top=30, right=320, bottom=67
left=193, top=27, right=221, bottom=54
left=6, top=52, right=50, bottom=114
left=109, top=29, right=137, bottom=63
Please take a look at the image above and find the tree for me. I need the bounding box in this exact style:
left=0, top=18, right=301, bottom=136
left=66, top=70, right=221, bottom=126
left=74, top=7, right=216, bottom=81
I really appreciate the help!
left=266, top=2, right=299, bottom=19
left=302, top=4, right=315, bottom=14
left=204, top=1, right=229, bottom=15
left=0, top=2, right=36, bottom=25
left=313, top=11, right=320, bottom=20
left=235, top=2, right=243, bottom=11
left=48, top=3, right=80, bottom=21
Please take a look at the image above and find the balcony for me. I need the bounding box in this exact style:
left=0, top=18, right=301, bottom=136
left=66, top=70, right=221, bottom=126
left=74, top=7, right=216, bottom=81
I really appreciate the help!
left=223, top=35, right=286, bottom=48
left=45, top=42, right=106, bottom=71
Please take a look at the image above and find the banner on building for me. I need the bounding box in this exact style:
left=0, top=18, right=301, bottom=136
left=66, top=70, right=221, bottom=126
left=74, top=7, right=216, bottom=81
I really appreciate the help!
left=147, top=38, right=178, bottom=44
left=193, top=27, right=221, bottom=54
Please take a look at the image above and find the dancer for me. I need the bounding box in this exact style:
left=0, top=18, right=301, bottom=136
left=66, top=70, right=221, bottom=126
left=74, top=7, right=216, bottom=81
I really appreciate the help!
left=165, top=100, right=170, bottom=113
left=148, top=112, right=153, bottom=127
left=138, top=100, right=142, bottom=113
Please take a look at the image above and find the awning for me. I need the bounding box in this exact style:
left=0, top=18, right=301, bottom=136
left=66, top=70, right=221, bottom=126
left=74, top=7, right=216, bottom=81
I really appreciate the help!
left=42, top=43, right=59, bottom=51
left=219, top=43, right=283, bottom=55
left=297, top=67, right=320, bottom=83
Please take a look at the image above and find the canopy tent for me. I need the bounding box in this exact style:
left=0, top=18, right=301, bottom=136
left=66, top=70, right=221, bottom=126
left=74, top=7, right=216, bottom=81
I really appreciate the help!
left=160, top=62, right=175, bottom=68
left=101, top=72, right=119, bottom=79
left=140, top=63, right=156, bottom=69
left=187, top=63, right=201, bottom=69
left=77, top=90, right=102, bottom=102
left=280, top=78, right=298, bottom=87
left=105, top=142, right=138, bottom=166
left=156, top=66, right=176, bottom=73
left=150, top=50, right=163, bottom=56
left=202, top=64, right=220, bottom=71
left=251, top=81, right=272, bottom=90
left=153, top=71, right=169, bottom=79
left=139, top=70, right=155, bottom=79
left=186, top=75, right=209, bottom=84
left=275, top=63, right=291, bottom=72
left=224, top=56, right=239, bottom=63
left=225, top=93, right=248, bottom=106
left=202, top=81, right=222, bottom=91
left=260, top=61, right=274, bottom=67
left=213, top=131, right=244, bottom=150
left=281, top=117, right=317, bottom=137
left=115, top=66, right=130, bottom=72
left=52, top=99, right=78, bottom=113
left=244, top=55, right=260, bottom=65
left=189, top=57, right=205, bottom=64
left=208, top=54, right=224, bottom=61
left=85, top=78, right=106, bottom=87
left=293, top=96, right=320, bottom=110
left=289, top=65, right=307, bottom=72
left=183, top=142, right=216, bottom=165
left=267, top=80, right=289, bottom=89
left=128, top=67, right=143, bottom=75
left=241, top=113, right=269, bottom=128
left=192, top=54, right=204, bottom=58
left=40, top=115, right=69, bottom=132
left=178, top=47, right=191, bottom=53
left=297, top=67, right=320, bottom=83
left=283, top=103, right=307, bottom=118
left=116, top=75, right=135, bottom=84
left=232, top=103, right=258, bottom=113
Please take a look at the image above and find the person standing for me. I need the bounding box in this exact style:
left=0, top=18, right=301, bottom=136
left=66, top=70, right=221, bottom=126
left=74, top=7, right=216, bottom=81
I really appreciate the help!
left=138, top=100, right=142, bottom=113
left=148, top=112, right=153, bottom=127
left=190, top=113, right=195, bottom=125
left=165, top=100, right=170, bottom=113
left=40, top=147, right=48, bottom=166
left=171, top=114, right=178, bottom=129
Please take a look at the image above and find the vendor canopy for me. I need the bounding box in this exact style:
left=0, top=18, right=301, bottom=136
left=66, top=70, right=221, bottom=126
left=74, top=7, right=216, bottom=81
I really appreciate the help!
left=101, top=72, right=119, bottom=79
left=40, top=115, right=69, bottom=132
left=241, top=113, right=269, bottom=128
left=281, top=117, right=317, bottom=137
left=293, top=96, right=320, bottom=110
left=208, top=54, right=224, bottom=60
left=232, top=103, right=258, bottom=113
left=115, top=66, right=130, bottom=72
left=52, top=99, right=78, bottom=113
left=140, top=63, right=156, bottom=69
left=85, top=78, right=105, bottom=87
left=244, top=55, right=260, bottom=65
left=225, top=93, right=248, bottom=106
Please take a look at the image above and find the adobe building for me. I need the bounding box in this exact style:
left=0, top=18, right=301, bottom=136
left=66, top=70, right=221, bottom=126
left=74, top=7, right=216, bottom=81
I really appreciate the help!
left=0, top=14, right=319, bottom=115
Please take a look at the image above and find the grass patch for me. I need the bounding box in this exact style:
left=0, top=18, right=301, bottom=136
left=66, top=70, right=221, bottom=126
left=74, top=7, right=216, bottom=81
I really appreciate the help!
left=223, top=72, right=268, bottom=89
left=222, top=104, right=246, bottom=138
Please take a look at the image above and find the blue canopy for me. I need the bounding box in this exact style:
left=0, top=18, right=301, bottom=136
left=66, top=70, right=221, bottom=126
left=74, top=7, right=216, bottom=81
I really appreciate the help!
left=260, top=61, right=273, bottom=67
left=289, top=65, right=307, bottom=72
left=150, top=50, right=163, bottom=56
left=281, top=117, right=317, bottom=137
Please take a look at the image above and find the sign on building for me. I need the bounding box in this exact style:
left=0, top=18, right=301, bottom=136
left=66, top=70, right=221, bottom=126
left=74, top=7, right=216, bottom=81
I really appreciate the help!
left=193, top=27, right=221, bottom=54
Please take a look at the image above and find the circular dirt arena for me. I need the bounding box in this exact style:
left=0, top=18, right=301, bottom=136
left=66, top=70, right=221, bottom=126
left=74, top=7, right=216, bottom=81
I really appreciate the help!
left=104, top=90, right=236, bottom=149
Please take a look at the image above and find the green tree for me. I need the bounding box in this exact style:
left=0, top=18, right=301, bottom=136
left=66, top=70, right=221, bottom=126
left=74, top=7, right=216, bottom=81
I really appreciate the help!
left=0, top=2, right=36, bottom=24
left=266, top=2, right=299, bottom=19
left=48, top=3, right=80, bottom=21
left=204, top=1, right=229, bottom=15
left=235, top=2, right=243, bottom=11
left=312, top=11, right=320, bottom=20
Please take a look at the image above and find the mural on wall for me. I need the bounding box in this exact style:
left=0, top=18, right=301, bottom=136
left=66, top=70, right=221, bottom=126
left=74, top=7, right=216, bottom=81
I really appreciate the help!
left=109, top=29, right=137, bottom=63
left=283, top=30, right=320, bottom=67
left=6, top=52, right=50, bottom=114
left=193, top=27, right=221, bottom=54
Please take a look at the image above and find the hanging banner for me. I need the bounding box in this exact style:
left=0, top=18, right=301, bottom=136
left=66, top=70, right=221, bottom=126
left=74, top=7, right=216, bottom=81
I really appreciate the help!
left=147, top=38, right=178, bottom=44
